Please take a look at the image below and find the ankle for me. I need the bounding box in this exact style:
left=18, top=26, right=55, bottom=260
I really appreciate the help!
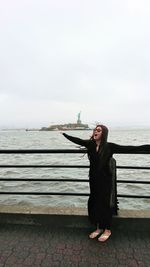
left=104, top=229, right=111, bottom=234
left=95, top=228, right=100, bottom=232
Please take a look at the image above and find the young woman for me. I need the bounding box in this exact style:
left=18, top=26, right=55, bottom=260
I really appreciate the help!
left=62, top=125, right=150, bottom=242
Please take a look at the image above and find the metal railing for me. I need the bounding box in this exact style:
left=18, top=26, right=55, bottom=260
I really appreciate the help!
left=0, top=149, right=149, bottom=200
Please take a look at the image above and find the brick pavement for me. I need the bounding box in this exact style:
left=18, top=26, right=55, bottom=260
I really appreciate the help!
left=0, top=220, right=149, bottom=267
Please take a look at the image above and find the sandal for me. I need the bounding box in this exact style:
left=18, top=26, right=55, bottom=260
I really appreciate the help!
left=89, top=229, right=103, bottom=239
left=98, top=231, right=111, bottom=242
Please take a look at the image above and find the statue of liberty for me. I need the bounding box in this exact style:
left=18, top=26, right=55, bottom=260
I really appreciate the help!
left=77, top=111, right=81, bottom=124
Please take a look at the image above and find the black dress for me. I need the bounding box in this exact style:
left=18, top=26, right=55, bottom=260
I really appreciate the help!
left=63, top=133, right=150, bottom=229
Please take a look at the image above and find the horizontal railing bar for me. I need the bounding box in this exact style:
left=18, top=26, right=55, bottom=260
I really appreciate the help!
left=117, top=166, right=150, bottom=169
left=117, top=194, right=150, bottom=199
left=0, top=191, right=149, bottom=198
left=0, top=165, right=89, bottom=168
left=0, top=165, right=149, bottom=170
left=0, top=149, right=149, bottom=154
left=0, top=149, right=86, bottom=154
left=0, top=178, right=149, bottom=184
left=0, top=192, right=89, bottom=196
left=117, top=180, right=150, bottom=184
left=0, top=178, right=89, bottom=182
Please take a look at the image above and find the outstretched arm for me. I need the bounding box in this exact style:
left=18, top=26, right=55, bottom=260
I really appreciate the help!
left=62, top=133, right=89, bottom=148
left=110, top=143, right=150, bottom=154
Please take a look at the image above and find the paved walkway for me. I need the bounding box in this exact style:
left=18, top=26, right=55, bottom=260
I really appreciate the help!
left=0, top=220, right=149, bottom=267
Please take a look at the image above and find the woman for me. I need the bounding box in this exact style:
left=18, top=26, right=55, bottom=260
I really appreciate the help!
left=62, top=125, right=150, bottom=242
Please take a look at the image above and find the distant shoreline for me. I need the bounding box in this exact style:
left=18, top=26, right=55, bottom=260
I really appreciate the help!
left=1, top=126, right=150, bottom=131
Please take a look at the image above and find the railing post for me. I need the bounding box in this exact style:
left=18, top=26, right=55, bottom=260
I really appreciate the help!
left=109, top=157, right=118, bottom=215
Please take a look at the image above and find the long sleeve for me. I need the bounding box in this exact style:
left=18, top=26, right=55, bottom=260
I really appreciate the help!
left=109, top=143, right=150, bottom=154
left=62, top=133, right=90, bottom=148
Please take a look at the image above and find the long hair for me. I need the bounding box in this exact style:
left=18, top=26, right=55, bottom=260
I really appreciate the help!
left=89, top=124, right=109, bottom=168
left=91, top=124, right=108, bottom=145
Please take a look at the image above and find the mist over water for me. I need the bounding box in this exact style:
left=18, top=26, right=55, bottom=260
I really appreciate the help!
left=0, top=128, right=149, bottom=210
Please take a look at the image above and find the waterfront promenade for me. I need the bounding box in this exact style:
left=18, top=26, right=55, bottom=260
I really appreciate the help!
left=0, top=208, right=149, bottom=267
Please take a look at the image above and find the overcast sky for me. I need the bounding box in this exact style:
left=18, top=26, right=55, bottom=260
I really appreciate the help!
left=0, top=0, right=150, bottom=129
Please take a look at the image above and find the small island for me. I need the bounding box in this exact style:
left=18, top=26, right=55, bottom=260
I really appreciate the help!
left=40, top=112, right=90, bottom=131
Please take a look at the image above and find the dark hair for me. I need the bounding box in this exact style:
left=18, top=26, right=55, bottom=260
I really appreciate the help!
left=88, top=124, right=110, bottom=169
left=91, top=124, right=108, bottom=145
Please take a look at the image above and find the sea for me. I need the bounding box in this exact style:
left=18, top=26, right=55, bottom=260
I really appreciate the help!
left=0, top=128, right=149, bottom=210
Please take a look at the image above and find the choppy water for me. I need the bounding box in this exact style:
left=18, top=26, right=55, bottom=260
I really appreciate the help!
left=0, top=128, right=149, bottom=210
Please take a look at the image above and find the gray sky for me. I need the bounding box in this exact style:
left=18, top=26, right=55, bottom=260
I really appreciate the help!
left=0, top=0, right=150, bottom=129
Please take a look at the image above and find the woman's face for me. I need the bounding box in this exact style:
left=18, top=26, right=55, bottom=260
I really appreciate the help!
left=93, top=126, right=102, bottom=141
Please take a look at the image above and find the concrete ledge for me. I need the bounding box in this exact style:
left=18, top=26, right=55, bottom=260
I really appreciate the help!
left=0, top=205, right=149, bottom=231
left=118, top=209, right=150, bottom=218
left=0, top=204, right=87, bottom=216
left=0, top=204, right=150, bottom=218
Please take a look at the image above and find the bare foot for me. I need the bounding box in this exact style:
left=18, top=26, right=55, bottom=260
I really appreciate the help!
left=89, top=229, right=103, bottom=239
left=98, top=229, right=111, bottom=242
